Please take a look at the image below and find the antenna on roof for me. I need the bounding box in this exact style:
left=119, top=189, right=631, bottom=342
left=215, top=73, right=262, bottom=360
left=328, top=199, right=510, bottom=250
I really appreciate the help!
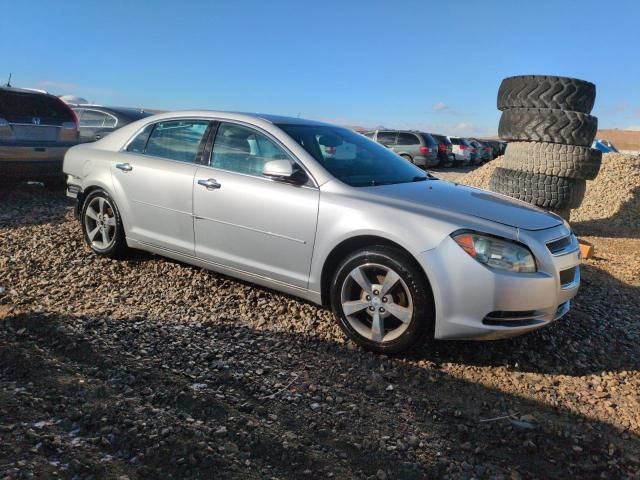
left=5, top=73, right=11, bottom=87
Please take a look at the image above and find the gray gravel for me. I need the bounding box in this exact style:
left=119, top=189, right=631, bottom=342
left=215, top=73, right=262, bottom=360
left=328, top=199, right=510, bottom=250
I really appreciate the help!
left=1, top=184, right=639, bottom=479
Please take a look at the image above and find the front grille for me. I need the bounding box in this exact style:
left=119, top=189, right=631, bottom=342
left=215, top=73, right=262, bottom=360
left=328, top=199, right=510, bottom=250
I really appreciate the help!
left=547, top=235, right=572, bottom=255
left=483, top=310, right=545, bottom=327
left=559, top=266, right=578, bottom=286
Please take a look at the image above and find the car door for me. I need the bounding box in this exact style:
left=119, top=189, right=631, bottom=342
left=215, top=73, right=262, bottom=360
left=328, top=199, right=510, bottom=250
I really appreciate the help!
left=112, top=118, right=211, bottom=255
left=193, top=121, right=319, bottom=288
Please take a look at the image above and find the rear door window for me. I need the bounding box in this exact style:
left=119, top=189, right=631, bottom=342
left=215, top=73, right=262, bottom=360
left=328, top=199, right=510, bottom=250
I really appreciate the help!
left=396, top=133, right=420, bottom=145
left=144, top=120, right=209, bottom=163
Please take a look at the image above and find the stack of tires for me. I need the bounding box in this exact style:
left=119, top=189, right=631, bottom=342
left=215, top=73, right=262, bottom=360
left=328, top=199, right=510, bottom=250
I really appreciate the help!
left=490, top=75, right=601, bottom=218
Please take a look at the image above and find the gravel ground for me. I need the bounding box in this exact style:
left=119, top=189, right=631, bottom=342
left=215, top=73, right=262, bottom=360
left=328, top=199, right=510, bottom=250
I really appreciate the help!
left=1, top=184, right=639, bottom=479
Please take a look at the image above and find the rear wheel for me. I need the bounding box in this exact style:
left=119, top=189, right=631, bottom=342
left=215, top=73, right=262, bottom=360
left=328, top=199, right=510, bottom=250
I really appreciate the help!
left=400, top=154, right=414, bottom=164
left=330, top=246, right=434, bottom=354
left=81, top=189, right=128, bottom=258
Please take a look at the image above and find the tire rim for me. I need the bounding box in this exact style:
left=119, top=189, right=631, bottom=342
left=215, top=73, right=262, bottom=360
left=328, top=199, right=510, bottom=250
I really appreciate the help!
left=340, top=263, right=413, bottom=344
left=84, top=196, right=116, bottom=250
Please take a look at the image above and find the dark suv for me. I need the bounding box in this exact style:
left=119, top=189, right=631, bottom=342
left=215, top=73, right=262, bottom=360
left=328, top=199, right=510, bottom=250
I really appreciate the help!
left=366, top=130, right=439, bottom=168
left=0, top=87, right=79, bottom=186
left=429, top=134, right=454, bottom=167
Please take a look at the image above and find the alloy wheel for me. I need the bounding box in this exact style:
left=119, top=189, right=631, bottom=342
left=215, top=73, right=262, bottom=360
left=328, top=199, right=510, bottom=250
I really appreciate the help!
left=340, top=263, right=413, bottom=343
left=84, top=196, right=117, bottom=250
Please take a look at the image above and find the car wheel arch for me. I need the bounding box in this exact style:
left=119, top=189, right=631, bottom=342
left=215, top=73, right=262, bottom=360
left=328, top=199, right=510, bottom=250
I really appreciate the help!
left=319, top=234, right=434, bottom=308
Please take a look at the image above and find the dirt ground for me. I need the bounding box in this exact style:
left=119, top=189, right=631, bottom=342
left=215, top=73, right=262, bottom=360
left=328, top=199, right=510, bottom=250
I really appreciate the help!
left=1, top=182, right=639, bottom=479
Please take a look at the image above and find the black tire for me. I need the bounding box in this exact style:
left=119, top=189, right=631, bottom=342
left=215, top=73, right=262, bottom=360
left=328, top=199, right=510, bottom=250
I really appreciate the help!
left=502, top=142, right=602, bottom=180
left=330, top=245, right=434, bottom=354
left=489, top=167, right=586, bottom=209
left=498, top=108, right=597, bottom=147
left=80, top=189, right=129, bottom=258
left=497, top=75, right=596, bottom=114
left=400, top=154, right=414, bottom=164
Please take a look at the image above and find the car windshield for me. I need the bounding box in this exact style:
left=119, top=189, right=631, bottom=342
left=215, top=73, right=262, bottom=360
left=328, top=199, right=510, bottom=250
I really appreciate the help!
left=277, top=124, right=429, bottom=186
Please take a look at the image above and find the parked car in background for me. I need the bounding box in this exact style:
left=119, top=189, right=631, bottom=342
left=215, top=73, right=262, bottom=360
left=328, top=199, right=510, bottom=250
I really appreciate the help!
left=71, top=105, right=153, bottom=143
left=366, top=130, right=439, bottom=168
left=592, top=138, right=618, bottom=153
left=0, top=86, right=79, bottom=186
left=480, top=139, right=500, bottom=159
left=470, top=139, right=492, bottom=162
left=64, top=110, right=580, bottom=354
left=449, top=136, right=472, bottom=165
left=430, top=134, right=454, bottom=167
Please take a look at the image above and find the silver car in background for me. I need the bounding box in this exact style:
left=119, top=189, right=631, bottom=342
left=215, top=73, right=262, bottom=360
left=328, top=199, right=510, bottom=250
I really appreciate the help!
left=63, top=111, right=581, bottom=353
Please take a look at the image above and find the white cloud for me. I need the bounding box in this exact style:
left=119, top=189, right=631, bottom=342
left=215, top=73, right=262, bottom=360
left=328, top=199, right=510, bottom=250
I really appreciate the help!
left=432, top=102, right=449, bottom=112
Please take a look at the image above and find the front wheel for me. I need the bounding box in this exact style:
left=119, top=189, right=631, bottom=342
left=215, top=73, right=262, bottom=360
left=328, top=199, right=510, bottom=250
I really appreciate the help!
left=81, top=189, right=128, bottom=258
left=330, top=246, right=434, bottom=354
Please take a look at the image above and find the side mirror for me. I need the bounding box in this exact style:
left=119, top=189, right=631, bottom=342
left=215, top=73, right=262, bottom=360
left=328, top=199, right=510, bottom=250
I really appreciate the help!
left=262, top=160, right=308, bottom=185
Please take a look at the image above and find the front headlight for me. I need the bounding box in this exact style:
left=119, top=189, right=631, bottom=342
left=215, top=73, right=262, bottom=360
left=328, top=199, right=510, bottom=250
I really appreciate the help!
left=452, top=231, right=536, bottom=273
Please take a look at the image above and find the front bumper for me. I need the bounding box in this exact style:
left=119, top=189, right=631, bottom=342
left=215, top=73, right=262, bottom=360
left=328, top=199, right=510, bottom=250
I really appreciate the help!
left=419, top=226, right=581, bottom=340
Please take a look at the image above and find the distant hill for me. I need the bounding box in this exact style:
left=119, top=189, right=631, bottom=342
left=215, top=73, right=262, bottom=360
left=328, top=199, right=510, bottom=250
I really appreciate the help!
left=596, top=129, right=640, bottom=151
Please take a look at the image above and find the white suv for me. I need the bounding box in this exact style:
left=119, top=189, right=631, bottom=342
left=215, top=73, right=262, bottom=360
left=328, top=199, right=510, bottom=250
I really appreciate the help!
left=449, top=137, right=472, bottom=165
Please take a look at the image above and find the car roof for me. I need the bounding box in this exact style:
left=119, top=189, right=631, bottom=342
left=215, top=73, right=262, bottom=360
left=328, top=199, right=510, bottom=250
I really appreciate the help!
left=0, top=86, right=59, bottom=98
left=128, top=110, right=338, bottom=128
left=71, top=104, right=154, bottom=118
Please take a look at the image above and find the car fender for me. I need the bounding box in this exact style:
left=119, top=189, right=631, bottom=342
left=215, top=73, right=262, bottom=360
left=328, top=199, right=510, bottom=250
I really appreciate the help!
left=308, top=189, right=456, bottom=293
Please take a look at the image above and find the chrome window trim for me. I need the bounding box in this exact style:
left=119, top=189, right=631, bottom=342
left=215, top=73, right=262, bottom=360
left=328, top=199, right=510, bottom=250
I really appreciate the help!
left=120, top=116, right=213, bottom=153
left=119, top=116, right=319, bottom=188
left=77, top=108, right=119, bottom=129
left=120, top=117, right=210, bottom=165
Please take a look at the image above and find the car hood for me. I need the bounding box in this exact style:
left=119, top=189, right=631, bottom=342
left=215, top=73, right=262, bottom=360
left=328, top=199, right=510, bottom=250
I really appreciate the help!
left=361, top=179, right=563, bottom=231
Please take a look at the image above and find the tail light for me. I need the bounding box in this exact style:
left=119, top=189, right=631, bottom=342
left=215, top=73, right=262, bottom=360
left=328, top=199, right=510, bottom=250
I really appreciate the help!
left=459, top=144, right=467, bottom=150
left=60, top=102, right=80, bottom=135
left=438, top=143, right=447, bottom=151
left=419, top=146, right=430, bottom=154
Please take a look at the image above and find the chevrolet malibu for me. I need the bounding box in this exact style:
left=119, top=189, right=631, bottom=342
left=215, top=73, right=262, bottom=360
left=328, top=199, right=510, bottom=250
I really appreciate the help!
left=63, top=111, right=581, bottom=353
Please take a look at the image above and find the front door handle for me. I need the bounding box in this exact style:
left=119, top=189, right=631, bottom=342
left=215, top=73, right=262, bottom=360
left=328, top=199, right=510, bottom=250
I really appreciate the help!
left=197, top=178, right=221, bottom=190
left=115, top=163, right=133, bottom=172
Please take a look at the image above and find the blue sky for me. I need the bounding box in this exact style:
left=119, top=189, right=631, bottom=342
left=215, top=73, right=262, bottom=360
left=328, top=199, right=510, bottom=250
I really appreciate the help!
left=2, top=0, right=639, bottom=135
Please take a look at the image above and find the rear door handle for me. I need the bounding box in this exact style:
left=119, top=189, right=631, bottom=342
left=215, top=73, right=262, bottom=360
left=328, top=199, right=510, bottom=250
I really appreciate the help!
left=115, top=163, right=133, bottom=172
left=197, top=178, right=221, bottom=190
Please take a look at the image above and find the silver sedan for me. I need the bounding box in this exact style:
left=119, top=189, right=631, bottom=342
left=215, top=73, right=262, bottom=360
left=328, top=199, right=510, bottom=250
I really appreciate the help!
left=63, top=111, right=581, bottom=353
